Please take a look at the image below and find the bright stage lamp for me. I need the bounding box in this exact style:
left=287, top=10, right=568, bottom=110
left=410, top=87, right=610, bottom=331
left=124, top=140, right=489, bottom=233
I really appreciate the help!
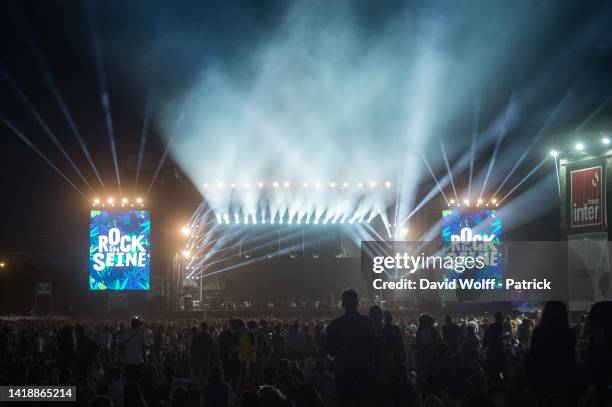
left=181, top=226, right=190, bottom=236
left=491, top=198, right=497, bottom=204
left=258, top=182, right=264, bottom=187
left=343, top=182, right=349, bottom=188
left=203, top=183, right=209, bottom=188
left=0, top=262, right=5, bottom=268
left=330, top=182, right=336, bottom=188
left=357, top=182, right=363, bottom=188
left=477, top=199, right=483, bottom=205
left=230, top=183, right=236, bottom=188
left=463, top=199, right=470, bottom=205
left=303, top=182, right=309, bottom=188
left=385, top=181, right=391, bottom=188
left=449, top=199, right=455, bottom=204
left=369, top=181, right=376, bottom=188
left=603, top=138, right=610, bottom=145
left=272, top=182, right=279, bottom=188
left=575, top=142, right=584, bottom=151
left=122, top=198, right=128, bottom=204
left=284, top=181, right=290, bottom=188
left=136, top=197, right=143, bottom=204
left=93, top=198, right=100, bottom=205
left=182, top=250, right=190, bottom=258
left=315, top=182, right=321, bottom=188
left=549, top=150, right=558, bottom=157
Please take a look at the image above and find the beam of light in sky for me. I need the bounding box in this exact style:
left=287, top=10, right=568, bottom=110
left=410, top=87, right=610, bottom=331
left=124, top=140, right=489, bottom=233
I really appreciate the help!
left=88, top=4, right=121, bottom=196
left=1, top=115, right=84, bottom=197
left=8, top=2, right=106, bottom=192
left=0, top=64, right=93, bottom=193
left=440, top=140, right=458, bottom=202
left=468, top=99, right=480, bottom=198
left=499, top=156, right=549, bottom=204
left=492, top=86, right=574, bottom=199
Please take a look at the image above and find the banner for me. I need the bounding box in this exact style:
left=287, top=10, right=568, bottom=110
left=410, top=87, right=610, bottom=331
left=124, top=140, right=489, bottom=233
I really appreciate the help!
left=89, top=210, right=151, bottom=290
left=571, top=166, right=604, bottom=228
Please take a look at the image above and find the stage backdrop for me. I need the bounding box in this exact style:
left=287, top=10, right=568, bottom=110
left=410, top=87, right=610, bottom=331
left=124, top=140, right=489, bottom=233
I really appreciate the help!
left=89, top=210, right=151, bottom=290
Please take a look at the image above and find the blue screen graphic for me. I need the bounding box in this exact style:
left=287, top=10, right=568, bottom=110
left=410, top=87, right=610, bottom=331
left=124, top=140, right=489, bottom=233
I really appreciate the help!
left=89, top=210, right=151, bottom=290
left=441, top=209, right=503, bottom=285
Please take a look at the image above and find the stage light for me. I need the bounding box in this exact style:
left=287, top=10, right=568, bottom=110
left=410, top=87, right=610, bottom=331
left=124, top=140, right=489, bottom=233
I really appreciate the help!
left=549, top=150, right=558, bottom=157
left=244, top=183, right=251, bottom=188
left=385, top=181, right=391, bottom=188
left=477, top=199, right=483, bottom=206
left=603, top=138, right=610, bottom=145
left=93, top=198, right=100, bottom=205
left=343, top=182, right=349, bottom=188
left=357, top=182, right=363, bottom=187
left=0, top=262, right=5, bottom=268
left=181, top=226, right=190, bottom=237
left=217, top=182, right=224, bottom=187
left=107, top=197, right=114, bottom=204
left=450, top=199, right=455, bottom=204
left=136, top=197, right=143, bottom=204
left=491, top=198, right=497, bottom=204
left=122, top=198, right=128, bottom=204
left=330, top=182, right=336, bottom=188
left=575, top=142, right=584, bottom=151
left=463, top=199, right=469, bottom=206
left=315, top=182, right=321, bottom=188
left=273, top=181, right=279, bottom=188
left=303, top=182, right=309, bottom=188
left=258, top=182, right=264, bottom=188
left=284, top=181, right=290, bottom=188
left=182, top=250, right=190, bottom=258
left=369, top=181, right=376, bottom=188
left=230, top=183, right=236, bottom=188
left=398, top=227, right=409, bottom=238
left=203, top=183, right=209, bottom=188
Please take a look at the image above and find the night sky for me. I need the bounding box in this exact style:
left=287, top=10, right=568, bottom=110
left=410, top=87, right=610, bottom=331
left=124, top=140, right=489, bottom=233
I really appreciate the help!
left=1, top=0, right=612, bottom=255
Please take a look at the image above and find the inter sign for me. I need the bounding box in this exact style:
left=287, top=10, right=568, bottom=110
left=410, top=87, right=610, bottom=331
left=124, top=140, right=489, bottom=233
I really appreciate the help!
left=571, top=166, right=603, bottom=228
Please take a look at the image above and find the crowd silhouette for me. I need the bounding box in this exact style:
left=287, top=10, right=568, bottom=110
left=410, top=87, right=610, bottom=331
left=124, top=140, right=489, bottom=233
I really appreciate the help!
left=0, top=289, right=611, bottom=406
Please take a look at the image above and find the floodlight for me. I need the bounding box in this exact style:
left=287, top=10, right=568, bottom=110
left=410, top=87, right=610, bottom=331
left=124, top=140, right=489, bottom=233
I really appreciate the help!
left=203, top=183, right=209, bottom=188
left=330, top=182, right=336, bottom=188
left=603, top=138, right=610, bottom=145
left=450, top=199, right=455, bottom=204
left=284, top=181, right=290, bottom=188
left=549, top=150, right=558, bottom=157
left=385, top=181, right=391, bottom=188
left=273, top=182, right=279, bottom=188
left=369, top=181, right=376, bottom=187
left=93, top=198, right=100, bottom=205
left=181, top=226, right=190, bottom=236
left=107, top=197, right=114, bottom=204
left=136, top=197, right=143, bottom=204
left=575, top=142, right=584, bottom=151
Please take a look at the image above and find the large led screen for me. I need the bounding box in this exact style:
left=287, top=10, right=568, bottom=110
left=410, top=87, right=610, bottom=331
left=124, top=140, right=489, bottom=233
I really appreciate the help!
left=89, top=210, right=151, bottom=290
left=441, top=209, right=503, bottom=286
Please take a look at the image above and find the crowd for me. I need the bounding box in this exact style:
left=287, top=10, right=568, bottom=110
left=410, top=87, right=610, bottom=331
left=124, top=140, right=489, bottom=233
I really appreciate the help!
left=0, top=290, right=611, bottom=407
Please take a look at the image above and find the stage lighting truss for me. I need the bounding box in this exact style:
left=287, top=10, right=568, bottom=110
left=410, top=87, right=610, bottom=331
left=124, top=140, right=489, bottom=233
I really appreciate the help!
left=447, top=197, right=499, bottom=208
left=214, top=211, right=374, bottom=226
left=90, top=196, right=145, bottom=208
left=202, top=180, right=392, bottom=191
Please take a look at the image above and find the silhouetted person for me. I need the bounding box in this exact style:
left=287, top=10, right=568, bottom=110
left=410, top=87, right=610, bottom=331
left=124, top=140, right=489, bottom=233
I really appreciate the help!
left=192, top=322, right=213, bottom=378
left=120, top=318, right=145, bottom=382
left=326, top=289, right=375, bottom=407
left=584, top=301, right=612, bottom=407
left=442, top=315, right=463, bottom=354
left=483, top=312, right=506, bottom=387
left=527, top=301, right=577, bottom=407
left=416, top=314, right=441, bottom=373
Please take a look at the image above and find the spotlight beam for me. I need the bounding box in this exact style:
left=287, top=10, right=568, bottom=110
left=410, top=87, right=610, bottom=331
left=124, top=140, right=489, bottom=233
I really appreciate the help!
left=7, top=3, right=106, bottom=192
left=468, top=98, right=480, bottom=198
left=439, top=140, right=458, bottom=202
left=498, top=156, right=549, bottom=204
left=479, top=96, right=513, bottom=199
left=0, top=64, right=94, bottom=192
left=492, top=87, right=572, bottom=199
left=145, top=108, right=185, bottom=200
left=1, top=116, right=84, bottom=196
left=417, top=146, right=449, bottom=205
left=88, top=4, right=122, bottom=195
